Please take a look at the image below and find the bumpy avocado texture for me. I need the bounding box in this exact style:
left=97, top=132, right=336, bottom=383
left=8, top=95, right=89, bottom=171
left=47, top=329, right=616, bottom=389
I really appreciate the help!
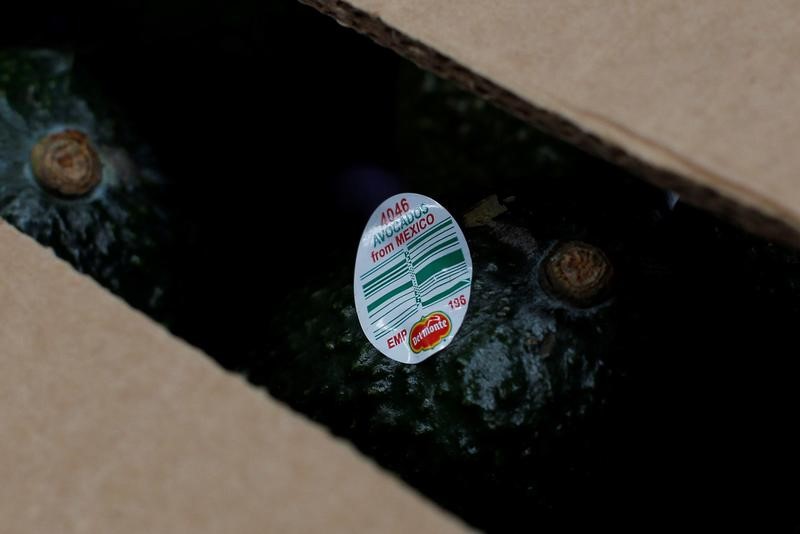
left=0, top=49, right=172, bottom=322
left=265, top=214, right=626, bottom=524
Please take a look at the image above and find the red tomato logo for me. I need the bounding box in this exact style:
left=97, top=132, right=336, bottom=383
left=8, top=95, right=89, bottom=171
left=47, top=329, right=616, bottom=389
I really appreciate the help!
left=409, top=312, right=452, bottom=353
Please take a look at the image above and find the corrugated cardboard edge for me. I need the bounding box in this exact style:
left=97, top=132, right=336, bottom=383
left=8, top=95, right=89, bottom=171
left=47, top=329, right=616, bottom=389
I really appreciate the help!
left=302, top=0, right=800, bottom=248
left=0, top=221, right=466, bottom=533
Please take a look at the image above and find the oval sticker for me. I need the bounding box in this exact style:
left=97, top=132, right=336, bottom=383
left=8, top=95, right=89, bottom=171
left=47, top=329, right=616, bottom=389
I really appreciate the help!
left=353, top=193, right=472, bottom=364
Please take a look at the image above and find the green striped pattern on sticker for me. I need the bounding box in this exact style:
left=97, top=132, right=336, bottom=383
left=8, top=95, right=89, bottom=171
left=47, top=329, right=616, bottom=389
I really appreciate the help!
left=360, top=216, right=471, bottom=340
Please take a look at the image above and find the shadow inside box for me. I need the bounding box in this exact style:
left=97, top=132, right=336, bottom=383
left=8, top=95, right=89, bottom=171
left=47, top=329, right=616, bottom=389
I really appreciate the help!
left=2, top=1, right=800, bottom=532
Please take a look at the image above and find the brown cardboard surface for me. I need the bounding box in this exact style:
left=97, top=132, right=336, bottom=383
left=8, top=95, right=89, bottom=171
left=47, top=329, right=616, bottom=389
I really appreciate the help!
left=304, top=0, right=800, bottom=246
left=0, top=221, right=464, bottom=532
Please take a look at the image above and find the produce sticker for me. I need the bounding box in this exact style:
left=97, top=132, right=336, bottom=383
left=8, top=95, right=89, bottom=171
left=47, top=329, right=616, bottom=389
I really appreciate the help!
left=354, top=193, right=472, bottom=364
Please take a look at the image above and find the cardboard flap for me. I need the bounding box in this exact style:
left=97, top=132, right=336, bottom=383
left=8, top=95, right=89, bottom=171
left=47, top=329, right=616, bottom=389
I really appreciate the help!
left=306, top=0, right=800, bottom=245
left=0, top=222, right=464, bottom=533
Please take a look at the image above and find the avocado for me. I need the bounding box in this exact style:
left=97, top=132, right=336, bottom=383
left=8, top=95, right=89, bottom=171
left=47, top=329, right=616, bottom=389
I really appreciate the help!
left=255, top=67, right=800, bottom=532
left=0, top=49, right=173, bottom=323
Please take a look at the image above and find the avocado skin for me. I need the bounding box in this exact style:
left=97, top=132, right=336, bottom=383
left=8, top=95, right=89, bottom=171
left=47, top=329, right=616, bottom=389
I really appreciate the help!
left=262, top=208, right=624, bottom=528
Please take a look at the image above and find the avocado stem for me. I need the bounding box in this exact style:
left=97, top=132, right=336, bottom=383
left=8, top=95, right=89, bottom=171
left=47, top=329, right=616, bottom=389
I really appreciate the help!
left=30, top=129, right=102, bottom=197
left=542, top=241, right=613, bottom=307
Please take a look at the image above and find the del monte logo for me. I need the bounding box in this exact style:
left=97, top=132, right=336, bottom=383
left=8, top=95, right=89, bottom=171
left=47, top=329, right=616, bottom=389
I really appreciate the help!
left=409, top=311, right=452, bottom=353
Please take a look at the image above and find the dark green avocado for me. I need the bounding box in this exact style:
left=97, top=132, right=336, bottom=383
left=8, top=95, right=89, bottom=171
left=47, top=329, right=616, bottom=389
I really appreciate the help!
left=254, top=68, right=653, bottom=531
left=262, top=196, right=630, bottom=530
left=0, top=49, right=172, bottom=322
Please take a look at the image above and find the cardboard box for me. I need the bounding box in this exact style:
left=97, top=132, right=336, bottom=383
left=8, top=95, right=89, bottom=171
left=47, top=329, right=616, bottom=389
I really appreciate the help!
left=3, top=0, right=799, bottom=531
left=304, top=0, right=800, bottom=247
left=0, top=223, right=466, bottom=531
